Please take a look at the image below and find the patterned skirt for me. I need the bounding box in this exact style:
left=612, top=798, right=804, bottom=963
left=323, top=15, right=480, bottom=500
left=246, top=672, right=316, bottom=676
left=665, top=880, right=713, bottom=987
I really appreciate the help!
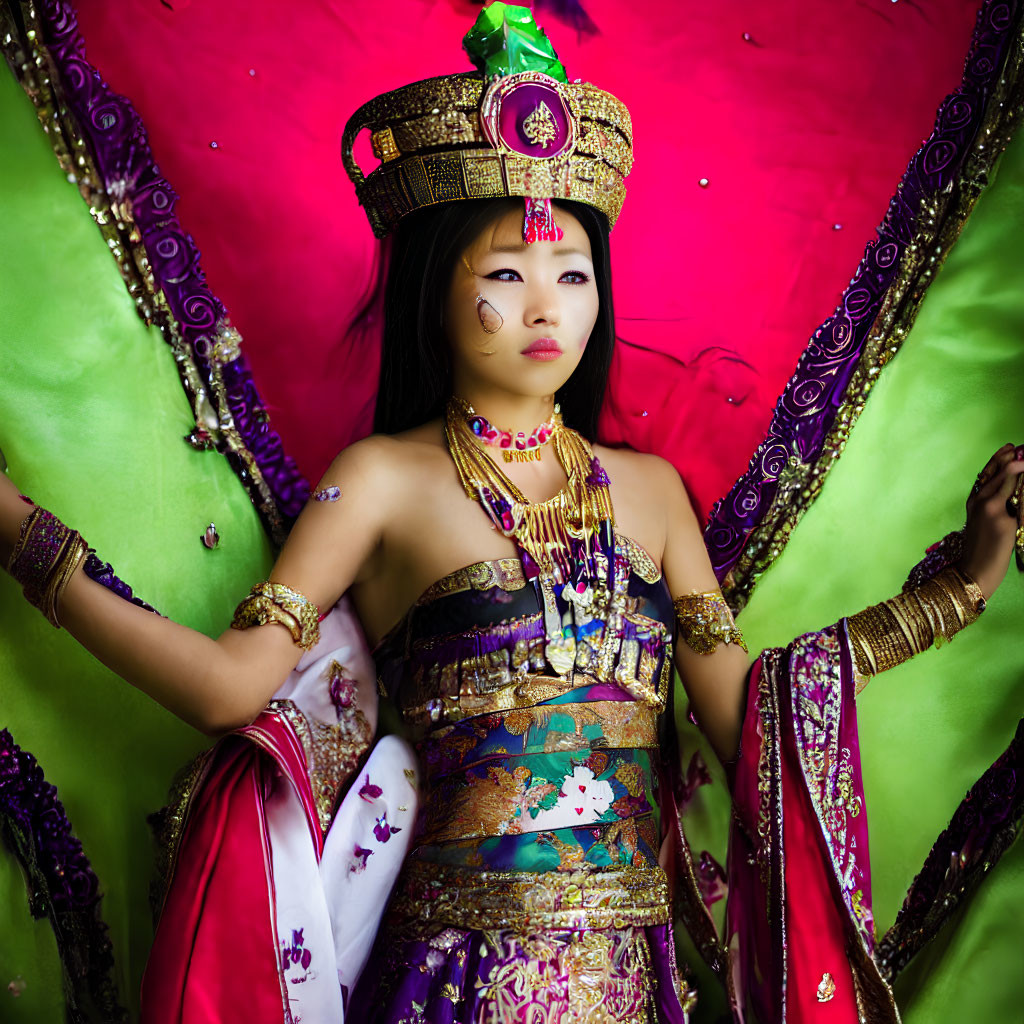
left=347, top=863, right=694, bottom=1024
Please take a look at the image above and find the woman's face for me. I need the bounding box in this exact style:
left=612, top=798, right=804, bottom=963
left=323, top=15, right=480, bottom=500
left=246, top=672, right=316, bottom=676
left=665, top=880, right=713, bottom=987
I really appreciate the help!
left=445, top=204, right=599, bottom=401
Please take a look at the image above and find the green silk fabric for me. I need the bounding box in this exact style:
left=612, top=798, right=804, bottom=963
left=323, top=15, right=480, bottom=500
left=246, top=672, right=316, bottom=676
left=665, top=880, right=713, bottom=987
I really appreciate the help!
left=2, top=46, right=1023, bottom=1022
left=0, top=70, right=272, bottom=1019
left=678, top=129, right=1024, bottom=1021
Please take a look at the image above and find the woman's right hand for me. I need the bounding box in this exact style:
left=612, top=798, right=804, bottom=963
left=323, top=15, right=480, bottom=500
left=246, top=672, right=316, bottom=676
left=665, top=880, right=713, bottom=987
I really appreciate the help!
left=957, top=443, right=1024, bottom=599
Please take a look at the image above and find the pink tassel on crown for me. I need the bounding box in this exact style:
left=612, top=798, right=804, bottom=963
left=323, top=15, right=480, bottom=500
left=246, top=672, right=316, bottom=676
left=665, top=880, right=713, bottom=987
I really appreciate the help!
left=523, top=196, right=564, bottom=244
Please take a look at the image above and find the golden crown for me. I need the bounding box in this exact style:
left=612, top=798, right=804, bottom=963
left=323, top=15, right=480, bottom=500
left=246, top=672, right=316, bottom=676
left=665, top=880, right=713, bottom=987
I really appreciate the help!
left=341, top=6, right=633, bottom=239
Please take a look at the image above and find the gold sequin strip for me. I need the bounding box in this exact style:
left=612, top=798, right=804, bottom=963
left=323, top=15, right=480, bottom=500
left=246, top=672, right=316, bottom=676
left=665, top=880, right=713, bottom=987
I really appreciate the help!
left=231, top=581, right=321, bottom=651
left=847, top=566, right=984, bottom=683
left=390, top=861, right=670, bottom=932
left=0, top=10, right=290, bottom=545
left=673, top=591, right=748, bottom=655
left=417, top=558, right=527, bottom=605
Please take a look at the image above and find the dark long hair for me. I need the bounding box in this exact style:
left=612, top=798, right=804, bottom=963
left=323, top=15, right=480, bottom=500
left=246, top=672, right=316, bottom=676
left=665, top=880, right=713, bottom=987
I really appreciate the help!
left=370, top=198, right=615, bottom=440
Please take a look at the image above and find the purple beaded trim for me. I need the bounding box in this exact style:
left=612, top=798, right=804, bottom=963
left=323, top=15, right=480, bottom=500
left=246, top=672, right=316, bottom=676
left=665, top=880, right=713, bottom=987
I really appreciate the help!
left=81, top=551, right=158, bottom=613
left=0, top=728, right=127, bottom=1020
left=877, top=718, right=1024, bottom=981
left=8, top=508, right=69, bottom=606
left=32, top=0, right=309, bottom=538
left=704, top=0, right=1022, bottom=585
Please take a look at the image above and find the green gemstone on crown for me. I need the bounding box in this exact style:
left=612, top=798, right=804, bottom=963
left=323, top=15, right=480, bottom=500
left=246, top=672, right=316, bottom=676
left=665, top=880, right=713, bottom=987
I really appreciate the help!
left=463, top=1, right=568, bottom=83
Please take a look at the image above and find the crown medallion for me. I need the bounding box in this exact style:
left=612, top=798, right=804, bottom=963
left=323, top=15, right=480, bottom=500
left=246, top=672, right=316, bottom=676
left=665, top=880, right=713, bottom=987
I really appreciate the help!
left=480, top=72, right=577, bottom=161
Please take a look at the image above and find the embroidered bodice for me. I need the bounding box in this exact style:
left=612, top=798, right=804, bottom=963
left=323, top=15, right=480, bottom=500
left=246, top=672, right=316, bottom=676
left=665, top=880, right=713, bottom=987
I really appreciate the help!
left=375, top=532, right=674, bottom=885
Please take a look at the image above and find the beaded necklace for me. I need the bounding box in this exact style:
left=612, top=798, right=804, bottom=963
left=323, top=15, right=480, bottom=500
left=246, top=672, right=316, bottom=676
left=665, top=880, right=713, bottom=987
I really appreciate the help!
left=460, top=398, right=560, bottom=463
left=446, top=396, right=616, bottom=674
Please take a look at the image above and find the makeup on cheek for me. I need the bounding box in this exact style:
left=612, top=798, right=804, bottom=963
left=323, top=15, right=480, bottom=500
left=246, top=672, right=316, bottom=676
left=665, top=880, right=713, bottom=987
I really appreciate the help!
left=476, top=295, right=504, bottom=334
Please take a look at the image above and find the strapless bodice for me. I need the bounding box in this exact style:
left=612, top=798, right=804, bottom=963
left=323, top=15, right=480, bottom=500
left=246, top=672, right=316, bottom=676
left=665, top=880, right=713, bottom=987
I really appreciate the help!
left=374, top=532, right=675, bottom=897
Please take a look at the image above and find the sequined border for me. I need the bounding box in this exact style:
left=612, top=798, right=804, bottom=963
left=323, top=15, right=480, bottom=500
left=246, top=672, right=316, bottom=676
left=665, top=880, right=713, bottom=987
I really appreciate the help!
left=270, top=698, right=373, bottom=835
left=389, top=861, right=670, bottom=933
left=0, top=1, right=309, bottom=545
left=705, top=1, right=1024, bottom=610
left=417, top=558, right=527, bottom=605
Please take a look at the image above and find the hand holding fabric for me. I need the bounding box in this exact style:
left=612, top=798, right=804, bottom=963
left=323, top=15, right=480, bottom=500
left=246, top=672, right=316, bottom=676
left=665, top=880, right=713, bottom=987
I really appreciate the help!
left=958, top=443, right=1024, bottom=598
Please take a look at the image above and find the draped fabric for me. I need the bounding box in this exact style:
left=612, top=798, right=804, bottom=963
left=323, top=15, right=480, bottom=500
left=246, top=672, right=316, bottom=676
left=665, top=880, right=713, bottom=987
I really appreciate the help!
left=728, top=632, right=888, bottom=1023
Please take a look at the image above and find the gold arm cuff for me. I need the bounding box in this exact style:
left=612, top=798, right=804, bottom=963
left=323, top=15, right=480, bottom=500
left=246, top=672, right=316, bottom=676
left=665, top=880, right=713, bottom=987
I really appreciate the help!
left=42, top=533, right=87, bottom=629
left=231, top=581, right=321, bottom=651
left=848, top=565, right=985, bottom=680
left=673, top=590, right=748, bottom=655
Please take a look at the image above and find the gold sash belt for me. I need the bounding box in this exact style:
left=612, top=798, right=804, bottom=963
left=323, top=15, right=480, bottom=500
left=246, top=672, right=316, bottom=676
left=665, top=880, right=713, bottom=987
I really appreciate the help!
left=390, top=861, right=670, bottom=933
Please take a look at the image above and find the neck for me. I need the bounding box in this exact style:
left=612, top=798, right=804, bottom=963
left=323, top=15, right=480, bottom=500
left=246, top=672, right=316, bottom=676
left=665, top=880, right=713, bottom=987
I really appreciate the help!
left=452, top=389, right=556, bottom=435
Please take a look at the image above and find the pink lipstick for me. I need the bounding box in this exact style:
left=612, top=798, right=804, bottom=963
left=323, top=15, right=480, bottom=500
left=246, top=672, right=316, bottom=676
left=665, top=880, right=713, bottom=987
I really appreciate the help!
left=521, top=338, right=562, bottom=361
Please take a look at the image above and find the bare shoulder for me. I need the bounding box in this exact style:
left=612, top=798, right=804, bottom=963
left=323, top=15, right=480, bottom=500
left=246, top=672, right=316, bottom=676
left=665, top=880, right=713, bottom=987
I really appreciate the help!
left=318, top=420, right=447, bottom=496
left=593, top=444, right=691, bottom=511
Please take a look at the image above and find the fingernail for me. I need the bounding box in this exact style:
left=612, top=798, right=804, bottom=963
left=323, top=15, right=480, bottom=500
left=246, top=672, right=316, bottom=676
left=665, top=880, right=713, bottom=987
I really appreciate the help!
left=1015, top=445, right=1024, bottom=460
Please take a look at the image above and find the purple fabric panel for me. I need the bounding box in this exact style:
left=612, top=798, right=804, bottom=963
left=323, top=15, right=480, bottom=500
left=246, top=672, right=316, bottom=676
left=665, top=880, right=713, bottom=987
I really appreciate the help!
left=787, top=625, right=875, bottom=952
left=876, top=717, right=1024, bottom=980
left=348, top=922, right=689, bottom=1022
left=704, top=0, right=1020, bottom=578
left=0, top=728, right=127, bottom=1020
left=36, top=0, right=309, bottom=525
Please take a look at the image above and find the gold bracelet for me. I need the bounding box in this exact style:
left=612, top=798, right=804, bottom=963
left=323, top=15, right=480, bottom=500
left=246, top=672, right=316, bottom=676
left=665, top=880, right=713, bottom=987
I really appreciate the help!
left=673, top=590, right=748, bottom=655
left=41, top=532, right=88, bottom=628
left=231, top=581, right=321, bottom=651
left=848, top=566, right=984, bottom=679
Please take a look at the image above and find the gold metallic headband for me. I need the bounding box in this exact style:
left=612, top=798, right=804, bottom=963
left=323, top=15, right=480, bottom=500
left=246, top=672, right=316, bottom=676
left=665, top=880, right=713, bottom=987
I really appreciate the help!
left=342, top=70, right=633, bottom=238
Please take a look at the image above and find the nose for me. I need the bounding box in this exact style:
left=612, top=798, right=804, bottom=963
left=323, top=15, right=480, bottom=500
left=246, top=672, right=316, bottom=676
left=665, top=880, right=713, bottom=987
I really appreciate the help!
left=523, top=280, right=560, bottom=328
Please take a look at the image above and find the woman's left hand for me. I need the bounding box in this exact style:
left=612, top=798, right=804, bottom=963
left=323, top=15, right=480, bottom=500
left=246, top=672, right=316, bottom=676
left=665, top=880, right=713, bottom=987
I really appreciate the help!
left=958, top=443, right=1024, bottom=599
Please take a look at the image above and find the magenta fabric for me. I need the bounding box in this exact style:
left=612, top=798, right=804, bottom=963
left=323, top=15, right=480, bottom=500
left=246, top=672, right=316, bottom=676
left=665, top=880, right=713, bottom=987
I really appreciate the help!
left=728, top=628, right=888, bottom=1023
left=69, top=0, right=979, bottom=519
left=140, top=713, right=318, bottom=1023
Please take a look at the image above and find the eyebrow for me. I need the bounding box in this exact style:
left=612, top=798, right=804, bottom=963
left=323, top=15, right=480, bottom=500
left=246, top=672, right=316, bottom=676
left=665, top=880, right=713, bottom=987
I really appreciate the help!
left=487, top=244, right=592, bottom=258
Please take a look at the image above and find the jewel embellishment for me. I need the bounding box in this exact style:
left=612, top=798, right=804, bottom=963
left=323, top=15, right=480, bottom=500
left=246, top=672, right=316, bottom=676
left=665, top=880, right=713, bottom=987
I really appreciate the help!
left=312, top=486, right=341, bottom=502
left=464, top=404, right=560, bottom=463
left=816, top=972, right=836, bottom=1003
left=522, top=101, right=558, bottom=149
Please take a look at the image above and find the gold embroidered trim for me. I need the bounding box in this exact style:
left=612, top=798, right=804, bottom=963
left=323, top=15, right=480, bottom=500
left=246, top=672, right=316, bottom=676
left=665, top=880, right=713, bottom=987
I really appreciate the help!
left=271, top=698, right=373, bottom=834
left=673, top=591, right=748, bottom=655
left=417, top=558, right=527, bottom=605
left=391, top=861, right=669, bottom=932
left=0, top=9, right=290, bottom=545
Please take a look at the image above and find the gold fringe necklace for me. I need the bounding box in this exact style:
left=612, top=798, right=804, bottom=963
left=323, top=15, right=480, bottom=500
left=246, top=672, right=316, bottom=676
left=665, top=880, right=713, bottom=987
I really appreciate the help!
left=445, top=396, right=614, bottom=583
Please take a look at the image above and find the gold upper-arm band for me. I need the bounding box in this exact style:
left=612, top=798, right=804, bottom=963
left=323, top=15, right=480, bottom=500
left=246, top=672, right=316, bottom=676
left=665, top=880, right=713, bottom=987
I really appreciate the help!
left=231, top=581, right=321, bottom=651
left=673, top=590, right=748, bottom=655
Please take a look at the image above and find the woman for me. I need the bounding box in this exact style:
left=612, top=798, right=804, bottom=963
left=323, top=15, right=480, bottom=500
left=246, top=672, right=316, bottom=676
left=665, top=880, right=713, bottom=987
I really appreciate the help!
left=2, top=4, right=1021, bottom=1022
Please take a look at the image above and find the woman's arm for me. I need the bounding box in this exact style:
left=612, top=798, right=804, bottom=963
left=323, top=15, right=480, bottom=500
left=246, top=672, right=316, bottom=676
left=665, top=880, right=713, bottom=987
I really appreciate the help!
left=654, top=458, right=751, bottom=763
left=0, top=436, right=398, bottom=734
left=657, top=443, right=1024, bottom=765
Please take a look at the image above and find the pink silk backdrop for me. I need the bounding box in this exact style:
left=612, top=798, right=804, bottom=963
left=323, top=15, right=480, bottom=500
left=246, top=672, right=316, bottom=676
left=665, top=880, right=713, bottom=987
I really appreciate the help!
left=72, top=0, right=979, bottom=518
